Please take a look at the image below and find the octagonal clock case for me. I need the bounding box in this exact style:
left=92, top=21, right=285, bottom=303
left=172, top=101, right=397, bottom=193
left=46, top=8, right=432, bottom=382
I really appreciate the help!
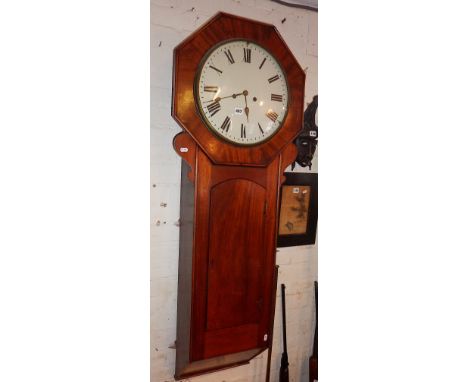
left=171, top=12, right=305, bottom=379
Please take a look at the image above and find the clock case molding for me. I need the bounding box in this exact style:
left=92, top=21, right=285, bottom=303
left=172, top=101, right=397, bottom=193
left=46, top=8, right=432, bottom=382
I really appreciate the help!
left=171, top=12, right=305, bottom=379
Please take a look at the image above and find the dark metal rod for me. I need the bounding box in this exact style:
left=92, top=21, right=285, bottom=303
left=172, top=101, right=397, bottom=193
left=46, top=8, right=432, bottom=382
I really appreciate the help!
left=281, top=284, right=287, bottom=353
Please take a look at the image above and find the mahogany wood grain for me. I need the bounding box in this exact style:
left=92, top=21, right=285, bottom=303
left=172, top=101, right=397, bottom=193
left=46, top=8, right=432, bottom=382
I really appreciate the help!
left=172, top=12, right=305, bottom=380
left=172, top=12, right=305, bottom=167
left=189, top=150, right=281, bottom=361
left=173, top=132, right=197, bottom=183
left=279, top=143, right=298, bottom=185
left=174, top=139, right=293, bottom=378
left=206, top=179, right=265, bottom=331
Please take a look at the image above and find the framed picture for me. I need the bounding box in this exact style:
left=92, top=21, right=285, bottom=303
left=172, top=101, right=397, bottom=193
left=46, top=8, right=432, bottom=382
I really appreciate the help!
left=277, top=172, right=318, bottom=247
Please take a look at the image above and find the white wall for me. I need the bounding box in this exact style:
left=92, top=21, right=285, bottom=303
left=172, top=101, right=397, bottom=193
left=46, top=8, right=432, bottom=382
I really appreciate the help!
left=151, top=1, right=317, bottom=381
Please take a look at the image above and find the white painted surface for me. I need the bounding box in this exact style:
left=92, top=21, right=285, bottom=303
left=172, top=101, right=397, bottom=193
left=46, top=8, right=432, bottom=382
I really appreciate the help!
left=196, top=40, right=288, bottom=145
left=151, top=1, right=317, bottom=381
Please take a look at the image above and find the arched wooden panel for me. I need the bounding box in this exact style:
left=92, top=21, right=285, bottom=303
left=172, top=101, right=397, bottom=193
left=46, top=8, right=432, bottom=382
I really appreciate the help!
left=206, top=179, right=266, bottom=331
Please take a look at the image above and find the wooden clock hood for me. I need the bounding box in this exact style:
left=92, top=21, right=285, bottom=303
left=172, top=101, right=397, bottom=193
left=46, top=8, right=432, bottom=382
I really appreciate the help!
left=172, top=12, right=305, bottom=166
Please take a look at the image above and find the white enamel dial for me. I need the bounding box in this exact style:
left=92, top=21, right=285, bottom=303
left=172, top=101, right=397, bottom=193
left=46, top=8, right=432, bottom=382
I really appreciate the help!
left=195, top=40, right=289, bottom=146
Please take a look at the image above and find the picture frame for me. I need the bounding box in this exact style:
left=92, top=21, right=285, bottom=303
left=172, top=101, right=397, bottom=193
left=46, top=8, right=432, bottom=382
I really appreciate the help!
left=277, top=172, right=318, bottom=247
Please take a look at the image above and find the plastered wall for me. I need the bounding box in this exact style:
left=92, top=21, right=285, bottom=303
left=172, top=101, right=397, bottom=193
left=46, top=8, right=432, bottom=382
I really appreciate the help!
left=151, top=1, right=317, bottom=381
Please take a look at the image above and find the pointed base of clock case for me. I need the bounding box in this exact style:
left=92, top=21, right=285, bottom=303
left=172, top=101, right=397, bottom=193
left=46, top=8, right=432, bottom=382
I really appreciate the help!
left=174, top=347, right=265, bottom=380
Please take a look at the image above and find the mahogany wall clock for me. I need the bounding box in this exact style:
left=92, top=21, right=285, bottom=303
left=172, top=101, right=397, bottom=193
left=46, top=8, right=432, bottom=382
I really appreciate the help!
left=171, top=12, right=305, bottom=379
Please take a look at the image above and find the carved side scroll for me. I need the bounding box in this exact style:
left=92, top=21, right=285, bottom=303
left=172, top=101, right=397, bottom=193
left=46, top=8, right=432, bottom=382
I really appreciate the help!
left=279, top=143, right=298, bottom=185
left=173, top=132, right=197, bottom=183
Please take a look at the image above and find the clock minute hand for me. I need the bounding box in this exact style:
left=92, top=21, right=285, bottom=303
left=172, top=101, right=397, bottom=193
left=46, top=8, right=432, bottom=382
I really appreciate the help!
left=203, top=92, right=244, bottom=104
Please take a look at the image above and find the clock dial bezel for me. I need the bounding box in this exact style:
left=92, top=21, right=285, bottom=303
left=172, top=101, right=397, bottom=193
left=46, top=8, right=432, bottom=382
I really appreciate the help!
left=194, top=38, right=290, bottom=147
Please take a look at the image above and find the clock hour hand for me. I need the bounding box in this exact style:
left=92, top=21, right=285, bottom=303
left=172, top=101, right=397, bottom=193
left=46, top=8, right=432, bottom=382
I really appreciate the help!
left=243, top=90, right=249, bottom=122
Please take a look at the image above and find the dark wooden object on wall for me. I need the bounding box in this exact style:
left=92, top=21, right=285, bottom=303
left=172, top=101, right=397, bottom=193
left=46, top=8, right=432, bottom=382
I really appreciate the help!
left=172, top=12, right=305, bottom=379
left=291, top=95, right=318, bottom=171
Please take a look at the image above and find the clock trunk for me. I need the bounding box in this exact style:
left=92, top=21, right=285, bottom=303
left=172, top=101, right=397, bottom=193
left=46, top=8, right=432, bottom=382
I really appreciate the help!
left=173, top=135, right=296, bottom=379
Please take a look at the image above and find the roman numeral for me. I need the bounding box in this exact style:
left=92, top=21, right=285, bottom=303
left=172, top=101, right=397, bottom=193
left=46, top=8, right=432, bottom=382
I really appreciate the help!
left=224, top=49, right=235, bottom=64
left=271, top=94, right=283, bottom=102
left=243, top=48, right=251, bottom=63
left=259, top=57, right=266, bottom=69
left=268, top=75, right=279, bottom=83
left=209, top=65, right=222, bottom=74
left=220, top=116, right=231, bottom=132
left=207, top=101, right=221, bottom=116
left=241, top=124, right=246, bottom=138
left=258, top=123, right=264, bottom=134
left=266, top=111, right=278, bottom=122
left=204, top=86, right=218, bottom=93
